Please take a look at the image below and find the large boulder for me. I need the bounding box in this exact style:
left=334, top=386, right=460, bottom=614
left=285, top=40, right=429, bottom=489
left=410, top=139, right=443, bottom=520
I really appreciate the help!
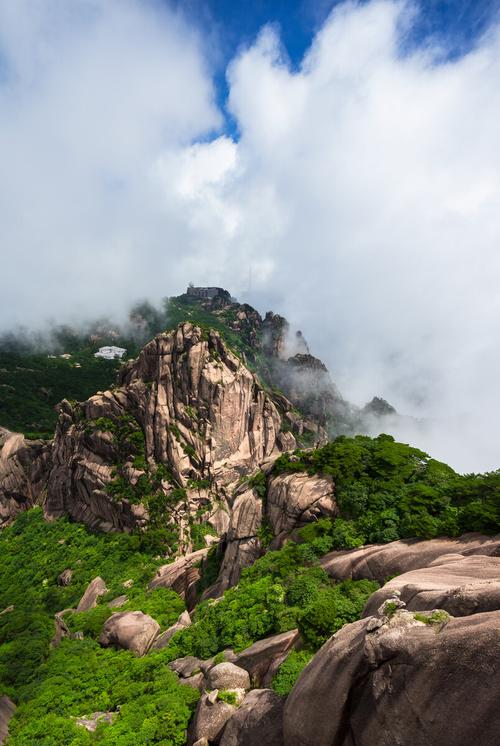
left=320, top=533, right=500, bottom=583
left=76, top=576, right=108, bottom=612
left=99, top=611, right=160, bottom=656
left=233, top=629, right=301, bottom=687
left=205, top=488, right=263, bottom=598
left=207, top=662, right=251, bottom=691
left=0, top=696, right=16, bottom=745
left=266, top=473, right=337, bottom=546
left=188, top=692, right=236, bottom=745
left=151, top=611, right=191, bottom=650
left=284, top=609, right=500, bottom=746
left=149, top=548, right=209, bottom=597
left=0, top=428, right=52, bottom=528
left=219, top=689, right=284, bottom=746
left=363, top=554, right=500, bottom=618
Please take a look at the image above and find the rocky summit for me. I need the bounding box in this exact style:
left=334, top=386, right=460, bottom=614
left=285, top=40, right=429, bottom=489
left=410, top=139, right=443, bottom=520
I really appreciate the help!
left=0, top=287, right=499, bottom=745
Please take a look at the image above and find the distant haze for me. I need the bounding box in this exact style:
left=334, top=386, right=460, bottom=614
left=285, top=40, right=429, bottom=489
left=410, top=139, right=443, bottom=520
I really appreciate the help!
left=1, top=0, right=500, bottom=473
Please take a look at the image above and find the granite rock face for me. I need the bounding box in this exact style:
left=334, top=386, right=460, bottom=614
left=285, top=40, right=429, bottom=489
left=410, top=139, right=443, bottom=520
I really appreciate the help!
left=99, top=611, right=160, bottom=656
left=76, top=576, right=108, bottom=612
left=363, top=554, right=500, bottom=618
left=233, top=629, right=302, bottom=687
left=320, top=532, right=500, bottom=582
left=0, top=427, right=52, bottom=527
left=266, top=472, right=337, bottom=547
left=44, top=323, right=293, bottom=540
left=0, top=695, right=16, bottom=745
left=207, top=472, right=336, bottom=598
left=219, top=689, right=284, bottom=746
left=284, top=610, right=500, bottom=746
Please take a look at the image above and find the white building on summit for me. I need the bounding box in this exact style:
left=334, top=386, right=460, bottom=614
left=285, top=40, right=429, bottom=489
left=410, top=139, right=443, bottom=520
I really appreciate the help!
left=94, top=346, right=126, bottom=360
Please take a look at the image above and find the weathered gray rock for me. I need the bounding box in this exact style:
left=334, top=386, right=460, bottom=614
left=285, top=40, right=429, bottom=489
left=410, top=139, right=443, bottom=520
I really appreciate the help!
left=100, top=611, right=160, bottom=656
left=188, top=693, right=236, bottom=745
left=266, top=473, right=337, bottom=547
left=284, top=609, right=500, bottom=746
left=219, top=689, right=284, bottom=746
left=320, top=532, right=500, bottom=583
left=75, top=711, right=117, bottom=732
left=58, top=568, right=73, bottom=586
left=0, top=427, right=52, bottom=528
left=207, top=488, right=263, bottom=597
left=207, top=662, right=251, bottom=691
left=169, top=656, right=204, bottom=679
left=45, top=324, right=292, bottom=538
left=149, top=548, right=209, bottom=596
left=151, top=611, right=191, bottom=650
left=76, top=576, right=107, bottom=612
left=0, top=695, right=16, bottom=745
left=179, top=672, right=206, bottom=691
left=233, top=629, right=301, bottom=687
left=363, top=554, right=500, bottom=618
left=108, top=594, right=128, bottom=608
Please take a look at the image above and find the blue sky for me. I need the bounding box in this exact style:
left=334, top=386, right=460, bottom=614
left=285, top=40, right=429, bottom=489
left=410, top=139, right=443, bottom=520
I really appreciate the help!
left=170, top=0, right=500, bottom=135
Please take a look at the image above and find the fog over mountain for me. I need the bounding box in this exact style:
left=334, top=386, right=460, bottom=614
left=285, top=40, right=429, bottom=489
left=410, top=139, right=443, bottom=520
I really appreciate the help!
left=1, top=0, right=500, bottom=472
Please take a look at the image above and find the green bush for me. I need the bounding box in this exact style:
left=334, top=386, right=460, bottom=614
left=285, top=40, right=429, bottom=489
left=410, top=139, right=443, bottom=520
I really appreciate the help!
left=0, top=509, right=166, bottom=697
left=8, top=639, right=199, bottom=745
left=271, top=650, right=313, bottom=696
left=273, top=435, right=500, bottom=545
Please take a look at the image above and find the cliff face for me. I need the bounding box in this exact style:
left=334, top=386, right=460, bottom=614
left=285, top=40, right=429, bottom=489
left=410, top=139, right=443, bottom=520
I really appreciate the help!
left=0, top=428, right=52, bottom=528
left=45, top=323, right=295, bottom=543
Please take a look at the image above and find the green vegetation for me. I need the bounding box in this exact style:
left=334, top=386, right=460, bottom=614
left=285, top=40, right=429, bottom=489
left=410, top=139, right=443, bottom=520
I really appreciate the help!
left=8, top=639, right=198, bottom=745
left=271, top=650, right=313, bottom=696
left=0, top=350, right=120, bottom=435
left=413, top=610, right=451, bottom=626
left=0, top=509, right=170, bottom=698
left=0, top=509, right=200, bottom=743
left=165, top=541, right=378, bottom=660
left=274, top=434, right=500, bottom=543
left=216, top=690, right=238, bottom=706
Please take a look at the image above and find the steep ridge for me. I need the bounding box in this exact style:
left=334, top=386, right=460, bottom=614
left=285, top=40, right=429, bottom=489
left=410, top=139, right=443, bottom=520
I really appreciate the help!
left=45, top=322, right=296, bottom=543
left=0, top=428, right=51, bottom=527
left=2, top=287, right=500, bottom=745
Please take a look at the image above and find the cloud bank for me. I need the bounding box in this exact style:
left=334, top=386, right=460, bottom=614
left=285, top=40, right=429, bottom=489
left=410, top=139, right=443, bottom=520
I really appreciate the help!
left=1, top=0, right=500, bottom=472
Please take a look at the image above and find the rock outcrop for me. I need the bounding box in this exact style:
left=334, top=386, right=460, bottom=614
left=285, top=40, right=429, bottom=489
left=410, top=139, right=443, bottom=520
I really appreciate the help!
left=44, top=323, right=293, bottom=540
left=266, top=472, right=337, bottom=547
left=0, top=427, right=52, bottom=527
left=219, top=689, right=284, bottom=746
left=0, top=696, right=16, bottom=745
left=188, top=693, right=237, bottom=745
left=149, top=548, right=210, bottom=597
left=207, top=471, right=336, bottom=599
left=151, top=611, right=192, bottom=650
left=99, top=611, right=160, bottom=656
left=233, top=629, right=301, bottom=687
left=76, top=577, right=108, bottom=612
left=321, top=532, right=500, bottom=582
left=363, top=554, right=500, bottom=618
left=284, top=609, right=500, bottom=746
left=205, top=487, right=263, bottom=597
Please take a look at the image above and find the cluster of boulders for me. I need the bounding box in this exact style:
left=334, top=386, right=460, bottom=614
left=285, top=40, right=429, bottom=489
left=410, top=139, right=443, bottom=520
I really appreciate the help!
left=169, top=629, right=300, bottom=745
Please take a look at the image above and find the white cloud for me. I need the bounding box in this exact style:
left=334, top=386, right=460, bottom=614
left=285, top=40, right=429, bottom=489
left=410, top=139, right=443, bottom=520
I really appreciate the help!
left=1, top=0, right=500, bottom=472
left=183, top=0, right=500, bottom=471
left=0, top=0, right=221, bottom=322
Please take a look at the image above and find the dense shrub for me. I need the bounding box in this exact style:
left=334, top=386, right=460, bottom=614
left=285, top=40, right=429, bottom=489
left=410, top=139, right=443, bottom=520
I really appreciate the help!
left=271, top=650, right=313, bottom=696
left=0, top=509, right=167, bottom=697
left=8, top=639, right=199, bottom=745
left=166, top=554, right=377, bottom=661
left=274, top=434, right=500, bottom=544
